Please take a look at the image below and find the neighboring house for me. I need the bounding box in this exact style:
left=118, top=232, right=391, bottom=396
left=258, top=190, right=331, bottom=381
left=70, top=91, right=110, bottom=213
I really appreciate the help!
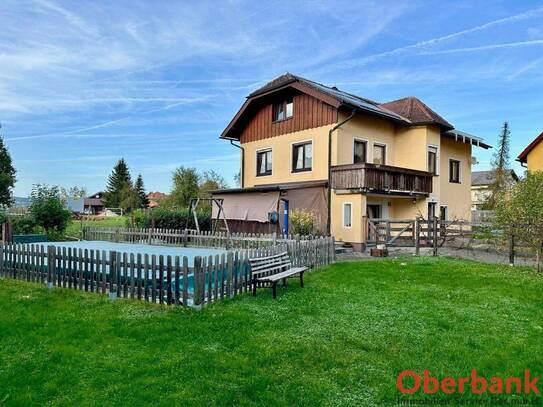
left=471, top=170, right=519, bottom=210
left=83, top=192, right=105, bottom=215
left=147, top=192, right=167, bottom=208
left=213, top=73, right=491, bottom=249
left=517, top=131, right=543, bottom=172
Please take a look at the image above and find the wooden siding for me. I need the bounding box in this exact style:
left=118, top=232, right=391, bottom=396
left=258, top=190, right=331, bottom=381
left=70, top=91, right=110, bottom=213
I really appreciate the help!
left=240, top=93, right=337, bottom=143
left=331, top=163, right=433, bottom=195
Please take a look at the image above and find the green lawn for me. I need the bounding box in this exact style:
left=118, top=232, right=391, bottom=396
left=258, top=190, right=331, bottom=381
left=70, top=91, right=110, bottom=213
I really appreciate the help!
left=65, top=216, right=127, bottom=239
left=0, top=257, right=541, bottom=406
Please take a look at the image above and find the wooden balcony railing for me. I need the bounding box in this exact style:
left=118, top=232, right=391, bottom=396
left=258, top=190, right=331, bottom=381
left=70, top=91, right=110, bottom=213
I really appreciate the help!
left=330, top=163, right=433, bottom=195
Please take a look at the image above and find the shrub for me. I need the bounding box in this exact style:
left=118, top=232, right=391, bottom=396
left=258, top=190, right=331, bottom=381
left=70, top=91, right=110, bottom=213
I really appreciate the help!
left=11, top=215, right=41, bottom=235
left=290, top=209, right=317, bottom=236
left=130, top=208, right=211, bottom=231
left=29, top=184, right=72, bottom=236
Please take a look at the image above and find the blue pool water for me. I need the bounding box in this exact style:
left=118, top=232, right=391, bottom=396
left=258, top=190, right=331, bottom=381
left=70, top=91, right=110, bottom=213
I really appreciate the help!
left=39, top=240, right=227, bottom=263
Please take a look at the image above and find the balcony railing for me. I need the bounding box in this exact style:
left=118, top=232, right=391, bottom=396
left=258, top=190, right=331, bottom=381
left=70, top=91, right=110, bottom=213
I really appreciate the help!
left=330, top=163, right=433, bottom=195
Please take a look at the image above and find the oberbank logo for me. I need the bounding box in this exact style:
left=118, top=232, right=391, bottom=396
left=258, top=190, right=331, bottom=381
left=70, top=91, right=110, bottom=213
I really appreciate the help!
left=397, top=369, right=541, bottom=396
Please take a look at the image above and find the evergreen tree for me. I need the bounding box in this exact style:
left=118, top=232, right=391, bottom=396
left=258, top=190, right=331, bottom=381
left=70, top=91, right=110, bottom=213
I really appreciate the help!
left=103, top=159, right=132, bottom=208
left=134, top=174, right=149, bottom=208
left=485, top=122, right=511, bottom=209
left=0, top=128, right=16, bottom=207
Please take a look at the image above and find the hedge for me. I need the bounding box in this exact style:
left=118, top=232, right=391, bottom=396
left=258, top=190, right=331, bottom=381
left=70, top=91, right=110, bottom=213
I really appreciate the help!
left=128, top=208, right=212, bottom=231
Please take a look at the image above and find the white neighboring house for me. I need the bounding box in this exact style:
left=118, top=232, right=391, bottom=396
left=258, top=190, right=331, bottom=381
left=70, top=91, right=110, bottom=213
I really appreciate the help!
left=471, top=170, right=519, bottom=210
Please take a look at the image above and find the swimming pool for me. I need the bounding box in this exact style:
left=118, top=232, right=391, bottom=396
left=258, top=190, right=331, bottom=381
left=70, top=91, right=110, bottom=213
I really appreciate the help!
left=26, top=240, right=238, bottom=305
left=40, top=240, right=227, bottom=263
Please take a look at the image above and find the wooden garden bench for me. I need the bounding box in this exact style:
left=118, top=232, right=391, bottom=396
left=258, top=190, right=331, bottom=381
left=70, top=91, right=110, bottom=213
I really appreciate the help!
left=248, top=252, right=307, bottom=299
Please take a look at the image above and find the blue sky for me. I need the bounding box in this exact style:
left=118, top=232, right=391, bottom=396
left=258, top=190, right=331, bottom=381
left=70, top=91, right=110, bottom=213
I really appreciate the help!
left=1, top=0, right=542, bottom=196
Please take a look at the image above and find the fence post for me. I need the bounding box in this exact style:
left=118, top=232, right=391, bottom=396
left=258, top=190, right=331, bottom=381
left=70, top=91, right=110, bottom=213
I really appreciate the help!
left=183, top=229, right=188, bottom=248
left=193, top=256, right=202, bottom=310
left=47, top=245, right=55, bottom=288
left=432, top=217, right=438, bottom=257
left=109, top=251, right=117, bottom=300
left=509, top=233, right=515, bottom=266
left=415, top=218, right=420, bottom=256
left=226, top=252, right=233, bottom=299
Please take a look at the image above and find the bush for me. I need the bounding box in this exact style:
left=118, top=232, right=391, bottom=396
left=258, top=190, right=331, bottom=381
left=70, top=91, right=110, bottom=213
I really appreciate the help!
left=129, top=208, right=211, bottom=231
left=11, top=215, right=41, bottom=235
left=29, top=184, right=72, bottom=237
left=290, top=209, right=317, bottom=236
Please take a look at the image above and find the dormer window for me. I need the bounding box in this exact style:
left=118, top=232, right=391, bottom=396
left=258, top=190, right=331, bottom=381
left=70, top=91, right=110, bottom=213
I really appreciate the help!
left=273, top=98, right=293, bottom=122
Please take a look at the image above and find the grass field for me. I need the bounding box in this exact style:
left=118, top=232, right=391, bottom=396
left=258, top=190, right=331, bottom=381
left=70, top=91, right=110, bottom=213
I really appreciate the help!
left=65, top=216, right=127, bottom=239
left=0, top=257, right=541, bottom=406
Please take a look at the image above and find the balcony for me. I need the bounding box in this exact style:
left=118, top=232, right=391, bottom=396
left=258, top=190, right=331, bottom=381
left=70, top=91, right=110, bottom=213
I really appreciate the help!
left=330, top=163, right=433, bottom=196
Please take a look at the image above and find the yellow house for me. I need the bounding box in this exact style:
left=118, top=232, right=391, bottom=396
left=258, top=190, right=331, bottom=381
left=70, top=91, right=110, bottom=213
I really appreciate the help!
left=517, top=131, right=543, bottom=172
left=214, top=74, right=491, bottom=250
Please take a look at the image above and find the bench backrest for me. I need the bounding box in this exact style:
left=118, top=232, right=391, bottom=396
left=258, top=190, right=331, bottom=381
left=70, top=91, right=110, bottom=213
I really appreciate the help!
left=248, top=252, right=291, bottom=278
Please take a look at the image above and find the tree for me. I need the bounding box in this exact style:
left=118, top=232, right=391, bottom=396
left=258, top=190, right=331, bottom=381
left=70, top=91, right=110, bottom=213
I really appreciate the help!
left=233, top=171, right=241, bottom=187
left=119, top=184, right=140, bottom=214
left=103, top=159, right=132, bottom=208
left=495, top=171, right=543, bottom=271
left=199, top=170, right=227, bottom=197
left=60, top=186, right=87, bottom=201
left=0, top=127, right=16, bottom=207
left=29, top=184, right=72, bottom=237
left=134, top=174, right=149, bottom=208
left=167, top=167, right=199, bottom=209
left=485, top=122, right=511, bottom=209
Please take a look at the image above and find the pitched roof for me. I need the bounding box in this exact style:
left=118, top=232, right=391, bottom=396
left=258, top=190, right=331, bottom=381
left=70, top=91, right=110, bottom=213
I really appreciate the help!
left=379, top=97, right=453, bottom=129
left=247, top=73, right=408, bottom=122
left=222, top=73, right=490, bottom=148
left=517, top=131, right=543, bottom=163
left=471, top=170, right=519, bottom=186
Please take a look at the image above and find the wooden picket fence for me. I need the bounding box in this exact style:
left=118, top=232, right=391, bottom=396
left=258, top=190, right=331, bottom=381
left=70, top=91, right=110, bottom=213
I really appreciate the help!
left=82, top=227, right=305, bottom=249
left=0, top=236, right=335, bottom=307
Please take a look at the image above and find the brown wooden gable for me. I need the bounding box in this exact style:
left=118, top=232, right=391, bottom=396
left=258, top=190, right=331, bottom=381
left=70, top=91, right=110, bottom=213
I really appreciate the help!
left=239, top=92, right=338, bottom=144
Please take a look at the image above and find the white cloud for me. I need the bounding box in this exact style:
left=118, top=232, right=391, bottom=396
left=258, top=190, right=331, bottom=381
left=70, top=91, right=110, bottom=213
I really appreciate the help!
left=314, top=5, right=543, bottom=74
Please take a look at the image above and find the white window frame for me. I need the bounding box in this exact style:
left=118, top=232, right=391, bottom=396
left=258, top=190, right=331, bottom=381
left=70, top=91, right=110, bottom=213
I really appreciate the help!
left=343, top=202, right=352, bottom=228
left=372, top=142, right=387, bottom=165
left=290, top=139, right=313, bottom=173
left=427, top=144, right=439, bottom=176
left=255, top=147, right=273, bottom=177
left=448, top=157, right=462, bottom=184
left=353, top=137, right=368, bottom=164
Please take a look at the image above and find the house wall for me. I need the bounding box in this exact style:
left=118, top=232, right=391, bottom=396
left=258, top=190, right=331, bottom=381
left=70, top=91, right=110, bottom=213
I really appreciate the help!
left=242, top=124, right=334, bottom=187
left=439, top=137, right=472, bottom=220
left=239, top=93, right=337, bottom=143
left=331, top=192, right=365, bottom=245
left=527, top=141, right=543, bottom=172
left=334, top=112, right=396, bottom=166
left=471, top=185, right=490, bottom=210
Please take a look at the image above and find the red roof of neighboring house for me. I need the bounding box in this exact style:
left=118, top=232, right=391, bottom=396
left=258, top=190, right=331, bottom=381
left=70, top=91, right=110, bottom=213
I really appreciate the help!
left=147, top=192, right=167, bottom=208
left=147, top=192, right=166, bottom=199
left=517, top=131, right=543, bottom=163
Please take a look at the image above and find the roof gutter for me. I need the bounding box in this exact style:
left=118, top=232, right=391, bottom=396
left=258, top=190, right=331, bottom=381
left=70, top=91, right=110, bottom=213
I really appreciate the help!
left=230, top=140, right=244, bottom=188
left=327, top=108, right=357, bottom=235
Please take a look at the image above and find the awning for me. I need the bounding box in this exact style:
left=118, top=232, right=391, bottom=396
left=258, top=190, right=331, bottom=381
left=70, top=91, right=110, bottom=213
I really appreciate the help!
left=212, top=191, right=280, bottom=223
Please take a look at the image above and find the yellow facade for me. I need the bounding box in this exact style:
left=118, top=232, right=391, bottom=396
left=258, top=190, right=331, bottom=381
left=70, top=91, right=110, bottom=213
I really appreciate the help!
left=242, top=125, right=333, bottom=187
left=527, top=142, right=543, bottom=172
left=239, top=111, right=473, bottom=245
left=331, top=193, right=365, bottom=244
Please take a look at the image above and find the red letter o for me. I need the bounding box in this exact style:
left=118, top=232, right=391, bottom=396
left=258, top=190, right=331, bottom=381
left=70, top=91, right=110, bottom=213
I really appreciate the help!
left=397, top=370, right=421, bottom=394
